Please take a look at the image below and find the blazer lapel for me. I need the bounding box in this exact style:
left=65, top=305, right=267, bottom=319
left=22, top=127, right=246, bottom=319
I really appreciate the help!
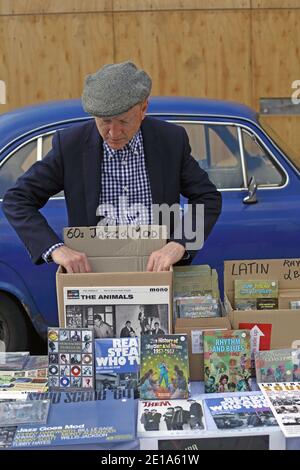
left=141, top=118, right=164, bottom=205
left=82, top=121, right=102, bottom=226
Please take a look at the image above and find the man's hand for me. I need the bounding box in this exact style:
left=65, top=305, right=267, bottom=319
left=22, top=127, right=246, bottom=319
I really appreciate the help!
left=52, top=246, right=92, bottom=273
left=146, top=241, right=185, bottom=272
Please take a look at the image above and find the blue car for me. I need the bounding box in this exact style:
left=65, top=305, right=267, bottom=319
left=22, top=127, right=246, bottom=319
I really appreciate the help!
left=1, top=97, right=299, bottom=351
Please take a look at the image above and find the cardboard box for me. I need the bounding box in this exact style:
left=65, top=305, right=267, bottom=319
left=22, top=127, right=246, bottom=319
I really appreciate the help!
left=56, top=226, right=173, bottom=333
left=175, top=316, right=231, bottom=381
left=64, top=226, right=167, bottom=272
left=279, top=289, right=300, bottom=309
left=224, top=258, right=300, bottom=349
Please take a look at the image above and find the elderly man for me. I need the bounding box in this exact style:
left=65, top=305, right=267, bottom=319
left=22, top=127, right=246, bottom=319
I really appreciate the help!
left=3, top=61, right=221, bottom=272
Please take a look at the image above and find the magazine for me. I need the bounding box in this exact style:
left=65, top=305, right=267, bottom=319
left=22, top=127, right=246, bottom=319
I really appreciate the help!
left=63, top=286, right=170, bottom=337
left=137, top=399, right=205, bottom=437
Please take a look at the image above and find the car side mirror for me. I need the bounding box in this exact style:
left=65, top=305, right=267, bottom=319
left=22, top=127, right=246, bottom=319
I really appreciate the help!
left=243, top=176, right=258, bottom=204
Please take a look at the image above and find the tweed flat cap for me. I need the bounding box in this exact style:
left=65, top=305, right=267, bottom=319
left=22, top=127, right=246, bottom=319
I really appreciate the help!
left=81, top=61, right=152, bottom=117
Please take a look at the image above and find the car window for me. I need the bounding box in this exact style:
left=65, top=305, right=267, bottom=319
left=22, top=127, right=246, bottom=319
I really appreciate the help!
left=0, top=140, right=37, bottom=198
left=242, top=129, right=285, bottom=186
left=0, top=133, right=64, bottom=199
left=42, top=133, right=54, bottom=157
left=42, top=133, right=64, bottom=198
left=179, top=122, right=244, bottom=189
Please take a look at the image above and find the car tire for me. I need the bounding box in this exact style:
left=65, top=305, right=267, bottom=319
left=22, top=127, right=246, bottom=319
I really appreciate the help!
left=0, top=292, right=30, bottom=351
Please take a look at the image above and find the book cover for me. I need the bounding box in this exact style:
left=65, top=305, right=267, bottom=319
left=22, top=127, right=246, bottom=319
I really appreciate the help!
left=258, top=382, right=300, bottom=438
left=173, top=265, right=219, bottom=299
left=8, top=390, right=135, bottom=447
left=48, top=327, right=94, bottom=391
left=203, top=330, right=252, bottom=393
left=140, top=334, right=189, bottom=400
left=205, top=393, right=277, bottom=430
left=137, top=399, right=205, bottom=437
left=63, top=286, right=170, bottom=337
left=292, top=349, right=300, bottom=381
left=95, top=337, right=139, bottom=393
left=234, top=280, right=278, bottom=310
left=255, top=349, right=295, bottom=383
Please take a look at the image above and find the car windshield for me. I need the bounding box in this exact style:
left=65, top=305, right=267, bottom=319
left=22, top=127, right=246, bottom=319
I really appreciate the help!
left=258, top=117, right=300, bottom=172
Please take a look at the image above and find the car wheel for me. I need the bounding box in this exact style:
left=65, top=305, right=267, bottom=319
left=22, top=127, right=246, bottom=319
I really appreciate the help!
left=0, top=292, right=30, bottom=351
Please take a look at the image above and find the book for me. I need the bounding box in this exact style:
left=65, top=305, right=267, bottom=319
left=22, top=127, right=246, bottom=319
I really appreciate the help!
left=205, top=393, right=277, bottom=430
left=48, top=327, right=94, bottom=391
left=255, top=349, right=295, bottom=383
left=140, top=334, right=189, bottom=400
left=95, top=337, right=139, bottom=394
left=8, top=391, right=135, bottom=447
left=203, top=330, right=252, bottom=393
left=137, top=399, right=205, bottom=437
left=234, top=280, right=278, bottom=310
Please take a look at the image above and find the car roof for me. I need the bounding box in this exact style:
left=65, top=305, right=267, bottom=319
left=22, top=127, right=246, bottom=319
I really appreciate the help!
left=0, top=97, right=258, bottom=150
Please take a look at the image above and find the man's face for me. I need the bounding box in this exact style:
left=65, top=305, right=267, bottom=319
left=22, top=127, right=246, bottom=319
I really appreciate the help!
left=95, top=100, right=148, bottom=150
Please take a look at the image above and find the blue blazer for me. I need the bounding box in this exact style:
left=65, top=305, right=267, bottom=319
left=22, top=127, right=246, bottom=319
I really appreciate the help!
left=3, top=117, right=222, bottom=264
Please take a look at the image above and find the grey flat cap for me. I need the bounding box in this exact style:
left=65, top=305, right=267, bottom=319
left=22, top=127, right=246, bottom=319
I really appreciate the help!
left=81, top=61, right=152, bottom=117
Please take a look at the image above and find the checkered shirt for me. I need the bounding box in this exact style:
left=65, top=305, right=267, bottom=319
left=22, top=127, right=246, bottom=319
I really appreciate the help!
left=99, top=129, right=153, bottom=226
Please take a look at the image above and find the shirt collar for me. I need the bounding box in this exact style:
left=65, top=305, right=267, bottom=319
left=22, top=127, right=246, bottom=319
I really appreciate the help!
left=103, top=129, right=142, bottom=156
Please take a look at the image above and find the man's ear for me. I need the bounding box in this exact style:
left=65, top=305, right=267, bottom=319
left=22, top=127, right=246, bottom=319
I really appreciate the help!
left=141, top=98, right=149, bottom=120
